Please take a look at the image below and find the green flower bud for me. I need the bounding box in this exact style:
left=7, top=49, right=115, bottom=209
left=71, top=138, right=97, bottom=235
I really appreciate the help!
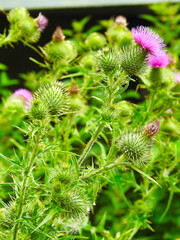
left=115, top=100, right=133, bottom=117
left=7, top=8, right=29, bottom=24
left=150, top=67, right=175, bottom=88
left=120, top=45, right=148, bottom=76
left=117, top=131, right=151, bottom=165
left=96, top=48, right=120, bottom=75
left=106, top=25, right=132, bottom=47
left=100, top=106, right=117, bottom=122
left=4, top=97, right=25, bottom=113
left=34, top=82, right=70, bottom=116
left=80, top=54, right=96, bottom=70
left=28, top=98, right=49, bottom=120
left=43, top=40, right=77, bottom=63
left=85, top=32, right=106, bottom=50
left=52, top=185, right=88, bottom=219
left=18, top=17, right=41, bottom=43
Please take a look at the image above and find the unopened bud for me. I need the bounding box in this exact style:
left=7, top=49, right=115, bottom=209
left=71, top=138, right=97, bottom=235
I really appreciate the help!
left=69, top=83, right=80, bottom=95
left=143, top=120, right=160, bottom=137
left=52, top=26, right=65, bottom=41
left=115, top=16, right=128, bottom=27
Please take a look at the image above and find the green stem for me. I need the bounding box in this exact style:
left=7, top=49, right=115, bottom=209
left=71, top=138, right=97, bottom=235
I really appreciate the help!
left=64, top=116, right=73, bottom=162
left=81, top=155, right=125, bottom=180
left=20, top=39, right=44, bottom=57
left=78, top=121, right=105, bottom=166
left=12, top=136, right=40, bottom=240
left=112, top=70, right=127, bottom=91
left=160, top=191, right=174, bottom=221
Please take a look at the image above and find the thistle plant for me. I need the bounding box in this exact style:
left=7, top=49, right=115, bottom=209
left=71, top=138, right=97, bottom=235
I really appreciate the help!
left=0, top=8, right=179, bottom=240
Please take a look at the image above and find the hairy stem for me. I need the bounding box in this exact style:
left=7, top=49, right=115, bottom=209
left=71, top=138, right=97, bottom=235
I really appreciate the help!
left=20, top=39, right=44, bottom=57
left=78, top=121, right=105, bottom=166
left=81, top=155, right=125, bottom=180
left=12, top=136, right=40, bottom=240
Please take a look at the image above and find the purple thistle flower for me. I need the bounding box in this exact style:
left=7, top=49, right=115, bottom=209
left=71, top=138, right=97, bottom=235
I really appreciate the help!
left=13, top=89, right=32, bottom=106
left=131, top=26, right=165, bottom=55
left=36, top=13, right=48, bottom=32
left=147, top=51, right=170, bottom=68
left=174, top=72, right=180, bottom=84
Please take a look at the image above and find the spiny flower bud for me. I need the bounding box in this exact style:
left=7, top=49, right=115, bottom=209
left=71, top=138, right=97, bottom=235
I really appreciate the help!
left=43, top=40, right=77, bottom=63
left=52, top=185, right=88, bottom=219
left=52, top=26, right=65, bottom=41
left=50, top=167, right=77, bottom=189
left=80, top=54, right=96, bottom=70
left=18, top=17, right=41, bottom=43
left=106, top=25, right=132, bottom=48
left=34, top=82, right=70, bottom=116
left=28, top=98, right=49, bottom=120
left=96, top=48, right=120, bottom=75
left=85, top=32, right=106, bottom=50
left=120, top=45, right=147, bottom=76
left=117, top=131, right=151, bottom=165
left=143, top=120, right=160, bottom=137
left=7, top=8, right=29, bottom=24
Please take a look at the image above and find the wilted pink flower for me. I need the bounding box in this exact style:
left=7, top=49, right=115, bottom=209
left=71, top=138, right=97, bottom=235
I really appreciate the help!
left=36, top=13, right=48, bottom=32
left=13, top=89, right=32, bottom=106
left=174, top=72, right=180, bottom=84
left=131, top=26, right=165, bottom=55
left=166, top=109, right=173, bottom=114
left=147, top=51, right=170, bottom=68
left=143, top=120, right=160, bottom=137
left=115, top=16, right=128, bottom=27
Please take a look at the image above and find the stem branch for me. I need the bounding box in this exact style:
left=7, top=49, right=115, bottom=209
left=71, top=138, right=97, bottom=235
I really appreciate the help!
left=12, top=136, right=40, bottom=240
left=78, top=122, right=105, bottom=166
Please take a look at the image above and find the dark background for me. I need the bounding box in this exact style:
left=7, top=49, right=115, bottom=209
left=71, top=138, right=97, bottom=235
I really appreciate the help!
left=0, top=5, right=152, bottom=79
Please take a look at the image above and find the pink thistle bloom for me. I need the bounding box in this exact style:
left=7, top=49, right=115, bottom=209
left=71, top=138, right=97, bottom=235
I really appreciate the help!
left=131, top=26, right=165, bottom=55
left=36, top=13, right=48, bottom=32
left=174, top=72, right=180, bottom=84
left=147, top=51, right=170, bottom=68
left=13, top=89, right=32, bottom=106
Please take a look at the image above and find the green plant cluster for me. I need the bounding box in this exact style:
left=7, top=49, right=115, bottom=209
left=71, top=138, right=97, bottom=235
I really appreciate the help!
left=0, top=7, right=179, bottom=240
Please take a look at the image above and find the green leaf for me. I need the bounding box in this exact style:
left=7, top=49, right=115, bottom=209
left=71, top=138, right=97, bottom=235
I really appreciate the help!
left=0, top=153, right=22, bottom=169
left=0, top=63, right=7, bottom=71
left=31, top=210, right=56, bottom=234
left=128, top=164, right=161, bottom=188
